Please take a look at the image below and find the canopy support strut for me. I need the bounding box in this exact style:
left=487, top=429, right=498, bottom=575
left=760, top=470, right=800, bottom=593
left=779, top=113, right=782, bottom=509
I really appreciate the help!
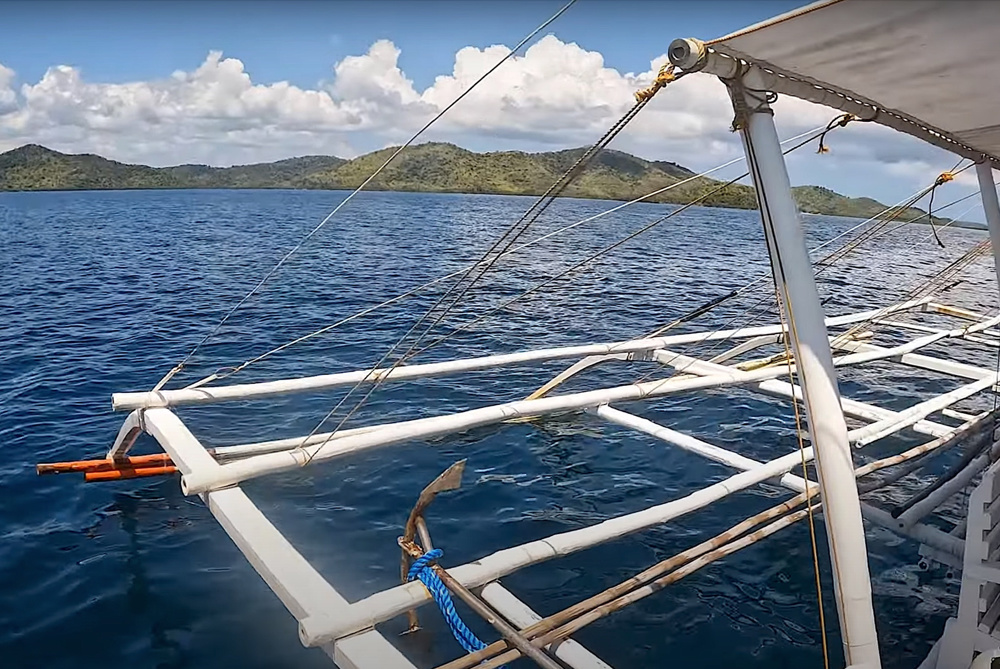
left=725, top=66, right=883, bottom=668
left=977, top=162, right=1000, bottom=296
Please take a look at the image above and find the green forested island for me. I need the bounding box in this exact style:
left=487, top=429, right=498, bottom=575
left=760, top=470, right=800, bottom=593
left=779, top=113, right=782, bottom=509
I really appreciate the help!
left=0, top=142, right=982, bottom=227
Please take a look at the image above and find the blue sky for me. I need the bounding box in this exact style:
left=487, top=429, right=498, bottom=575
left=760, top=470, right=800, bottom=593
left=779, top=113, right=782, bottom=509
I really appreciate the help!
left=0, top=0, right=988, bottom=219
left=2, top=1, right=802, bottom=89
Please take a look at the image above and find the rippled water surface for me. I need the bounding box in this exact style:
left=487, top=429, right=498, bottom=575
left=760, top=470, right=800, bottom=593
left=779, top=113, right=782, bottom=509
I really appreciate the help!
left=1, top=189, right=997, bottom=669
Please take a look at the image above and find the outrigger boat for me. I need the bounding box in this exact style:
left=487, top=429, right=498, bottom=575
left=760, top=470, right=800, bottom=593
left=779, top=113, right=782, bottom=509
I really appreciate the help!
left=36, top=1, right=1000, bottom=667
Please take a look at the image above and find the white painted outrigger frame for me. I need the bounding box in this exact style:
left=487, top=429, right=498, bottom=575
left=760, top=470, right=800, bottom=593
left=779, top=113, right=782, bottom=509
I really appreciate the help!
left=665, top=35, right=1000, bottom=669
left=101, top=39, right=1000, bottom=669
left=108, top=296, right=1000, bottom=669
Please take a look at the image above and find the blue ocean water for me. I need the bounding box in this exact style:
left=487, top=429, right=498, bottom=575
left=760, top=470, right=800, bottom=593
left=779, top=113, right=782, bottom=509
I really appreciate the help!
left=0, top=188, right=996, bottom=669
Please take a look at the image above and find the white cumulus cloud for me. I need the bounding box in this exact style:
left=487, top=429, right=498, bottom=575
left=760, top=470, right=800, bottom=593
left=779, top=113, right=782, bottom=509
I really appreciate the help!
left=0, top=33, right=979, bottom=207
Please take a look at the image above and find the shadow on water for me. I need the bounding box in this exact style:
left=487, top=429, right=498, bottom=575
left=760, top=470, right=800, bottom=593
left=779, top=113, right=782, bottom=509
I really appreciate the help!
left=113, top=491, right=186, bottom=669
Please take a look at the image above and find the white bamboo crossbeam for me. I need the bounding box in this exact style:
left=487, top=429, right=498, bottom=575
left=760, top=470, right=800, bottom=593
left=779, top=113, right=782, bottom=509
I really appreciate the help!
left=652, top=350, right=954, bottom=440
left=654, top=321, right=1000, bottom=450
left=142, top=408, right=222, bottom=477
left=297, top=447, right=814, bottom=647
left=179, top=336, right=940, bottom=495
left=962, top=314, right=1000, bottom=336
left=138, top=409, right=413, bottom=667
left=851, top=375, right=999, bottom=447
left=207, top=309, right=997, bottom=466
left=594, top=405, right=811, bottom=490
left=872, top=321, right=1000, bottom=349
left=944, top=409, right=981, bottom=423
left=707, top=334, right=781, bottom=364
left=831, top=341, right=995, bottom=382
left=211, top=424, right=386, bottom=460
left=593, top=406, right=963, bottom=559
left=897, top=440, right=1000, bottom=530
left=873, top=320, right=951, bottom=336
left=324, top=634, right=416, bottom=669
left=478, top=583, right=613, bottom=669
left=963, top=334, right=1000, bottom=348
left=208, top=487, right=414, bottom=668
left=112, top=300, right=931, bottom=411
left=524, top=353, right=632, bottom=401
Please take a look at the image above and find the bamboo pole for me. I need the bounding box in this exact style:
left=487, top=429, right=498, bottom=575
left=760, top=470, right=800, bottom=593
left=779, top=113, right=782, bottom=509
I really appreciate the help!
left=850, top=374, right=999, bottom=447
left=594, top=405, right=810, bottom=490
left=440, top=493, right=812, bottom=668
left=112, top=301, right=930, bottom=411
left=297, top=446, right=812, bottom=646
left=653, top=349, right=954, bottom=439
left=897, top=440, right=1000, bottom=530
left=399, top=539, right=564, bottom=669
left=857, top=413, right=991, bottom=493
left=477, top=583, right=613, bottom=669
left=85, top=466, right=178, bottom=482
left=36, top=453, right=173, bottom=475
left=470, top=505, right=815, bottom=669
left=182, top=330, right=952, bottom=495
left=440, top=417, right=988, bottom=669
left=210, top=423, right=386, bottom=460
left=298, top=381, right=974, bottom=647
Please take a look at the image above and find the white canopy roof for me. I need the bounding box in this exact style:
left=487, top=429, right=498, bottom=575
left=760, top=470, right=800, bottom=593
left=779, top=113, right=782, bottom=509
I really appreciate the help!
left=708, top=0, right=1000, bottom=164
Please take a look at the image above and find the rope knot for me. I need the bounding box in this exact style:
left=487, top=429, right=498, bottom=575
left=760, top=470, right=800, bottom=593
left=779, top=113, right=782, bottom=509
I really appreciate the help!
left=406, top=547, right=443, bottom=581
left=405, top=548, right=501, bottom=663
left=936, top=172, right=955, bottom=186
left=817, top=113, right=858, bottom=154
left=836, top=113, right=857, bottom=128
left=634, top=64, right=676, bottom=103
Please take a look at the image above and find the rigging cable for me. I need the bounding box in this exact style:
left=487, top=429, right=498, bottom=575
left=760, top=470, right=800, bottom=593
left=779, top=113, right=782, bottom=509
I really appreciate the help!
left=632, top=136, right=968, bottom=359
left=925, top=166, right=959, bottom=248
left=190, top=124, right=841, bottom=388
left=197, top=120, right=982, bottom=390
left=405, top=121, right=844, bottom=361
left=408, top=169, right=754, bottom=358
left=528, top=156, right=978, bottom=394
left=424, top=113, right=932, bottom=388
left=149, top=0, right=579, bottom=392
left=294, top=74, right=685, bottom=464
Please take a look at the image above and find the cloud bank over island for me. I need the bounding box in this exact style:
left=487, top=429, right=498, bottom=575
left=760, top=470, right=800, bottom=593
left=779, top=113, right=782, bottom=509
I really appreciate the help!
left=0, top=35, right=973, bottom=198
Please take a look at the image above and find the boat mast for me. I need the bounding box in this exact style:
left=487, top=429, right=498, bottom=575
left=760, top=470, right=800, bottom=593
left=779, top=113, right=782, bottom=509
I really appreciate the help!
left=669, top=40, right=882, bottom=668
left=977, top=162, right=1000, bottom=292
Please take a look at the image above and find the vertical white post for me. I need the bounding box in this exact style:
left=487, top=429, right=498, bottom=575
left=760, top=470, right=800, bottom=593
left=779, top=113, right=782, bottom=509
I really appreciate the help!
left=976, top=162, right=1000, bottom=294
left=731, top=71, right=882, bottom=668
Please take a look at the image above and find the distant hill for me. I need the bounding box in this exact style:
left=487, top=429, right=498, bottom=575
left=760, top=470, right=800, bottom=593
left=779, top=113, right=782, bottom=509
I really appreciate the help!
left=0, top=144, right=346, bottom=190
left=0, top=142, right=982, bottom=228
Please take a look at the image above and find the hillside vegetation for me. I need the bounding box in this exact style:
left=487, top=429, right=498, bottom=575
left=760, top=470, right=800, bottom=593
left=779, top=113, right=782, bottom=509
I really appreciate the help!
left=0, top=142, right=977, bottom=227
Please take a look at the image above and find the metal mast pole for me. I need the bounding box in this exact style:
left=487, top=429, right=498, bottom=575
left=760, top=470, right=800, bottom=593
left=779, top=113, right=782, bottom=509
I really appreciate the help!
left=977, top=162, right=1000, bottom=293
left=669, top=40, right=882, bottom=669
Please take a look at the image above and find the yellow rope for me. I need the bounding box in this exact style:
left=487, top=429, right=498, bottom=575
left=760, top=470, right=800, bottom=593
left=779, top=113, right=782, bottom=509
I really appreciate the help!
left=816, top=113, right=860, bottom=154
left=634, top=63, right=677, bottom=103
left=770, top=280, right=831, bottom=669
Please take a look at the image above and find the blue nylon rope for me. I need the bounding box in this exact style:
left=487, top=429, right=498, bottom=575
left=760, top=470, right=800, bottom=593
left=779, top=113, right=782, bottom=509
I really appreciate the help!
left=407, top=548, right=504, bottom=666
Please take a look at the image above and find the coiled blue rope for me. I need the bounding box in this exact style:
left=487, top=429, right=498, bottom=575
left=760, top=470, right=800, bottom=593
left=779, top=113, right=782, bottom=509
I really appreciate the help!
left=407, top=548, right=502, bottom=666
